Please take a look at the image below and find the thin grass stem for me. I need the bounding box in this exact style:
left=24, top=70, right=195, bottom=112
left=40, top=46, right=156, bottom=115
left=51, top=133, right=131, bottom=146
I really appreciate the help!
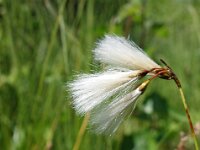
left=37, top=0, right=67, bottom=96
left=73, top=113, right=90, bottom=150
left=178, top=88, right=199, bottom=150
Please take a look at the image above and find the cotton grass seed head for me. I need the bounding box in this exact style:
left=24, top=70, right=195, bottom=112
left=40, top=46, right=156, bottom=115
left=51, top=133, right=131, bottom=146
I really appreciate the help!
left=67, top=35, right=185, bottom=135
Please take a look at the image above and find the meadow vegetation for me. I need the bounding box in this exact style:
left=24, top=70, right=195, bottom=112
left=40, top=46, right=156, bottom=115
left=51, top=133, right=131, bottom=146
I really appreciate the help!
left=0, top=0, right=200, bottom=149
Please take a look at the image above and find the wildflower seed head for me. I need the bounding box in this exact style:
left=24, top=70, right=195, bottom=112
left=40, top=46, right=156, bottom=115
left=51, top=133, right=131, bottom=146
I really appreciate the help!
left=68, top=34, right=165, bottom=134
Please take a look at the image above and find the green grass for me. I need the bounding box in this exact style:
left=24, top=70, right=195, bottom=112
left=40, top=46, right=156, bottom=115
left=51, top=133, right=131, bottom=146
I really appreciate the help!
left=0, top=0, right=200, bottom=149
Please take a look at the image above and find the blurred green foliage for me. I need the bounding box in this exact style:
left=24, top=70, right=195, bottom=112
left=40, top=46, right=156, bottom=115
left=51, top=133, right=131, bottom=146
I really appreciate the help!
left=0, top=0, right=200, bottom=149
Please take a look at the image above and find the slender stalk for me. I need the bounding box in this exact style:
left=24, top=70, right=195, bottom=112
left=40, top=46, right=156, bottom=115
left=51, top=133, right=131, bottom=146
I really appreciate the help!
left=159, top=59, right=199, bottom=149
left=178, top=88, right=199, bottom=150
left=37, top=0, right=67, bottom=96
left=73, top=113, right=90, bottom=150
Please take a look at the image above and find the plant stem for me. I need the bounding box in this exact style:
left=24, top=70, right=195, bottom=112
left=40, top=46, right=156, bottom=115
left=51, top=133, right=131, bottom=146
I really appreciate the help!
left=178, top=88, right=199, bottom=150
left=73, top=113, right=90, bottom=150
left=160, top=59, right=199, bottom=149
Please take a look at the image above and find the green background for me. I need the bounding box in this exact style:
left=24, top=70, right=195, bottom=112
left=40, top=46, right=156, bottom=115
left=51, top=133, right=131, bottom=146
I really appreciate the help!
left=0, top=0, right=200, bottom=149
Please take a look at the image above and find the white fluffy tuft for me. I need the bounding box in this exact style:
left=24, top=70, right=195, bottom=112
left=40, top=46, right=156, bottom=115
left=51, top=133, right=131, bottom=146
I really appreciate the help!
left=68, top=70, right=140, bottom=115
left=90, top=88, right=142, bottom=135
left=94, top=35, right=160, bottom=70
left=68, top=35, right=160, bottom=134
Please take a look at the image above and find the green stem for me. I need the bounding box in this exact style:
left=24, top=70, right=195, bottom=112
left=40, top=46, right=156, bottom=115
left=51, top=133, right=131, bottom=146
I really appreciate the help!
left=179, top=88, right=199, bottom=150
left=37, top=0, right=67, bottom=96
left=73, top=113, right=90, bottom=150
